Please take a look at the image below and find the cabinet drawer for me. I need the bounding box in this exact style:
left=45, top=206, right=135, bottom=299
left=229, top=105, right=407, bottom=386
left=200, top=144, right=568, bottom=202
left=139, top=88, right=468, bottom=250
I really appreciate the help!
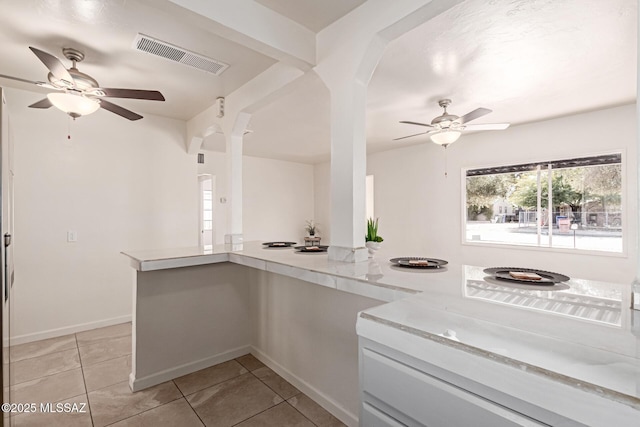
left=362, top=348, right=545, bottom=427
left=362, top=403, right=406, bottom=427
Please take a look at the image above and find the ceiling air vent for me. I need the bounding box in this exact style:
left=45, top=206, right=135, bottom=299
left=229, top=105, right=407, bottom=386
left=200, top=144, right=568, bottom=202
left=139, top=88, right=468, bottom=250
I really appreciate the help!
left=133, top=34, right=229, bottom=76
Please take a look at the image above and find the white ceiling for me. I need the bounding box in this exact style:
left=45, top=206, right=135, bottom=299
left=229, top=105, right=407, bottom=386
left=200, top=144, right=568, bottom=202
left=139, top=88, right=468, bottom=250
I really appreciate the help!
left=366, top=0, right=637, bottom=153
left=254, top=0, right=366, bottom=32
left=248, top=0, right=636, bottom=163
left=0, top=0, right=636, bottom=164
left=0, top=0, right=277, bottom=121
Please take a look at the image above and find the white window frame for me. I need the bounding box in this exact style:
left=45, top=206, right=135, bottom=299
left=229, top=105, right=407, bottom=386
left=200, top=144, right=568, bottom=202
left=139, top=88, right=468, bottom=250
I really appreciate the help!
left=461, top=150, right=627, bottom=257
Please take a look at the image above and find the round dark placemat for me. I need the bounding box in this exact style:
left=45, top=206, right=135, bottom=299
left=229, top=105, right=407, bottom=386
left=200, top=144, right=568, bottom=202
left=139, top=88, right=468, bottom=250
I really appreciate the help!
left=262, top=241, right=297, bottom=248
left=483, top=267, right=569, bottom=285
left=294, top=245, right=329, bottom=253
left=389, top=257, right=448, bottom=269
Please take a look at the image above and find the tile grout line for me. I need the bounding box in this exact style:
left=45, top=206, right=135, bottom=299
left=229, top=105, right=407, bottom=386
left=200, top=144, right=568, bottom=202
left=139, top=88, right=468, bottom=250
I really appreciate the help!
left=245, top=362, right=332, bottom=427
left=239, top=368, right=319, bottom=426
left=180, top=386, right=209, bottom=427
left=76, top=333, right=96, bottom=427
left=239, top=356, right=338, bottom=426
left=173, top=378, right=186, bottom=397
left=76, top=334, right=131, bottom=350
left=228, top=401, right=284, bottom=427
left=10, top=343, right=78, bottom=363
left=10, top=364, right=82, bottom=388
left=248, top=368, right=301, bottom=405
left=101, top=397, right=186, bottom=427
left=78, top=348, right=132, bottom=370
left=285, top=398, right=322, bottom=427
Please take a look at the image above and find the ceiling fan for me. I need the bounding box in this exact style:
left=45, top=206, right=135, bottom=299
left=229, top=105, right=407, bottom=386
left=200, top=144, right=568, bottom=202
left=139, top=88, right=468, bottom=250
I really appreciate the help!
left=395, top=99, right=510, bottom=147
left=0, top=46, right=165, bottom=121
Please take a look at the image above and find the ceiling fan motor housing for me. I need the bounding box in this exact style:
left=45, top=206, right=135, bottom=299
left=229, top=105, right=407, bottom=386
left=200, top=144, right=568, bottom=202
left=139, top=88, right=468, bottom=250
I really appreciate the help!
left=431, top=99, right=460, bottom=128
left=431, top=113, right=459, bottom=127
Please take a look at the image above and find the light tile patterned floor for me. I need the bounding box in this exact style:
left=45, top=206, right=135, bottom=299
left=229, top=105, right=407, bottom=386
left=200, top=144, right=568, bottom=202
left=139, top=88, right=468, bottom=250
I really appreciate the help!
left=8, top=323, right=346, bottom=426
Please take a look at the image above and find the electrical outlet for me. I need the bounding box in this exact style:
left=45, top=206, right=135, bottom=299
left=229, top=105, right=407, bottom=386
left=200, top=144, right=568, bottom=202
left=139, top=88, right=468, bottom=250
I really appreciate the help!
left=67, top=230, right=77, bottom=243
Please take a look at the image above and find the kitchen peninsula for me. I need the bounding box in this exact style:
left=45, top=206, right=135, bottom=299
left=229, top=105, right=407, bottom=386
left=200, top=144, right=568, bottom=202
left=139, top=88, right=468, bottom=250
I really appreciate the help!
left=122, top=242, right=640, bottom=426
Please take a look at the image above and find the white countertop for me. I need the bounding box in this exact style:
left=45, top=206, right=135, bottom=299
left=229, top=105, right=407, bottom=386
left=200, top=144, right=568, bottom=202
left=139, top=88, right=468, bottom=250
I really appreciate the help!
left=122, top=241, right=640, bottom=413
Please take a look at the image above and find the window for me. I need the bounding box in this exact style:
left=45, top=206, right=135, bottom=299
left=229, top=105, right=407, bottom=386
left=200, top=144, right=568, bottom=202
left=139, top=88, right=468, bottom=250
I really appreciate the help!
left=366, top=175, right=375, bottom=220
left=464, top=153, right=622, bottom=253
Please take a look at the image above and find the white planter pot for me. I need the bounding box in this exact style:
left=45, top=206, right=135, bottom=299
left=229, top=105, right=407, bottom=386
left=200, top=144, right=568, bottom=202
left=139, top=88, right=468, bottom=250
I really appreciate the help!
left=365, top=241, right=381, bottom=257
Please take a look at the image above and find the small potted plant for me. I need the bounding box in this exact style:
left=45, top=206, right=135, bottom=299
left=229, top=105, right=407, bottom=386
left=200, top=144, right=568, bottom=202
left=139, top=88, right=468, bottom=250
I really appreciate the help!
left=365, top=217, right=384, bottom=257
left=305, top=220, right=318, bottom=236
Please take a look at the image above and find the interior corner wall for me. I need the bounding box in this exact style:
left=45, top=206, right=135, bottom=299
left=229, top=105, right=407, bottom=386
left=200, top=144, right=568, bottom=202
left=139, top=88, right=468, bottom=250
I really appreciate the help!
left=7, top=88, right=199, bottom=343
left=314, top=104, right=637, bottom=284
left=198, top=151, right=315, bottom=244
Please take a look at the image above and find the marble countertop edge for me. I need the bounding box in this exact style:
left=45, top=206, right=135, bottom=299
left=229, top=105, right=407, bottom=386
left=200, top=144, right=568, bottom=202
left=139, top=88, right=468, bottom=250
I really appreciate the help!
left=121, top=245, right=422, bottom=298
left=359, top=312, right=640, bottom=411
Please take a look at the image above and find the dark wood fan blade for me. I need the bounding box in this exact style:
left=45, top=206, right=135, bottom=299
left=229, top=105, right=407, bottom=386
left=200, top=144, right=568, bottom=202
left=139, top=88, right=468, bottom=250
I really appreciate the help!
left=456, top=108, right=492, bottom=124
left=28, top=98, right=53, bottom=109
left=399, top=120, right=433, bottom=128
left=99, top=99, right=143, bottom=121
left=29, top=46, right=75, bottom=87
left=463, top=123, right=510, bottom=131
left=393, top=131, right=430, bottom=141
left=97, top=88, right=165, bottom=101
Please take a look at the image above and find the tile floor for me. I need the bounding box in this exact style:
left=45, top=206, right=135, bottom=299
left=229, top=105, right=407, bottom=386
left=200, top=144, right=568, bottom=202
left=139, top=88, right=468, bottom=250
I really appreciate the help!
left=8, top=323, right=346, bottom=427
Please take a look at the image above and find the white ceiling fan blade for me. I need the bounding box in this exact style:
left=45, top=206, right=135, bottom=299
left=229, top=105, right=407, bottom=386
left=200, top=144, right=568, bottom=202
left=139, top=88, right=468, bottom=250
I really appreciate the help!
left=456, top=108, right=492, bottom=124
left=399, top=120, right=434, bottom=128
left=393, top=131, right=431, bottom=141
left=29, top=46, right=75, bottom=87
left=463, top=123, right=510, bottom=131
left=0, top=74, right=60, bottom=90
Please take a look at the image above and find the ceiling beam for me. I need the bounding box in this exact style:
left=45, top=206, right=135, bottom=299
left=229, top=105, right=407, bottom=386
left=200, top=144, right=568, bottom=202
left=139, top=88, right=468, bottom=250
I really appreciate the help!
left=186, top=62, right=305, bottom=153
left=166, top=0, right=316, bottom=70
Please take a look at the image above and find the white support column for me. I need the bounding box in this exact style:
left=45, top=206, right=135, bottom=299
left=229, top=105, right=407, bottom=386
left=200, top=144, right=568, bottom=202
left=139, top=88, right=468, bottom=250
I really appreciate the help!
left=314, top=0, right=462, bottom=263
left=224, top=112, right=251, bottom=247
left=326, top=80, right=369, bottom=262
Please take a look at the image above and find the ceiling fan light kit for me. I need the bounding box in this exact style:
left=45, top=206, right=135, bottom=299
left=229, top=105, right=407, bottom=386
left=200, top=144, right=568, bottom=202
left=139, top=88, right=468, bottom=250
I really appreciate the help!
left=47, top=92, right=100, bottom=118
left=430, top=129, right=461, bottom=146
left=395, top=98, right=510, bottom=146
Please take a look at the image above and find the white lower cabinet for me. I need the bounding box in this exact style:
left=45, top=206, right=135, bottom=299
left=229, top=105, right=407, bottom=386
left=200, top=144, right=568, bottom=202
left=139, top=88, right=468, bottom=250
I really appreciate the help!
left=360, top=346, right=548, bottom=427
left=362, top=402, right=407, bottom=427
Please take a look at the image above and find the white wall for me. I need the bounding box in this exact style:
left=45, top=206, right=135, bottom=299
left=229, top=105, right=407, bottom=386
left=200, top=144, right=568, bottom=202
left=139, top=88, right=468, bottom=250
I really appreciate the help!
left=249, top=269, right=381, bottom=426
left=315, top=104, right=637, bottom=284
left=7, top=88, right=199, bottom=343
left=198, top=151, right=315, bottom=243
left=314, top=161, right=331, bottom=244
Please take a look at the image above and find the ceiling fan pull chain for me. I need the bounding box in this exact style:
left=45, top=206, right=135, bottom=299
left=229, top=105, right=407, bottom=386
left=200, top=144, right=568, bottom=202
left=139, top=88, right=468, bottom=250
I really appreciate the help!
left=444, top=146, right=448, bottom=178
left=68, top=116, right=71, bottom=140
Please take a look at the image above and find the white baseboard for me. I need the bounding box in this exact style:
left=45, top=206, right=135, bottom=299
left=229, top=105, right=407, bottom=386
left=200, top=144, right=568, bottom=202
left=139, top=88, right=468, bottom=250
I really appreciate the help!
left=129, top=345, right=251, bottom=392
left=10, top=315, right=133, bottom=346
left=251, top=347, right=358, bottom=427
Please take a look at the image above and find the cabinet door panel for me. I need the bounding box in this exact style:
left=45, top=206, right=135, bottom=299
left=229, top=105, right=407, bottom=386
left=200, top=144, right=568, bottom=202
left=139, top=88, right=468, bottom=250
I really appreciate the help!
left=362, top=403, right=407, bottom=427
left=362, top=348, right=546, bottom=427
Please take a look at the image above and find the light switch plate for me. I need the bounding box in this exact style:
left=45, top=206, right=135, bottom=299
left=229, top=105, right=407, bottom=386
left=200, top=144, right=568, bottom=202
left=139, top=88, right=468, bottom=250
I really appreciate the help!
left=67, top=230, right=77, bottom=242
